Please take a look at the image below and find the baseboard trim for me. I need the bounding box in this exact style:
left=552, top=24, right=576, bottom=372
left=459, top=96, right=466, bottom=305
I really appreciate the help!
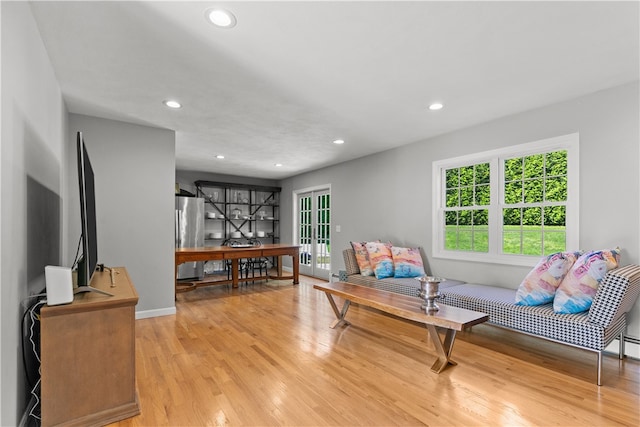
left=624, top=336, right=639, bottom=360
left=605, top=335, right=640, bottom=360
left=135, top=306, right=176, bottom=319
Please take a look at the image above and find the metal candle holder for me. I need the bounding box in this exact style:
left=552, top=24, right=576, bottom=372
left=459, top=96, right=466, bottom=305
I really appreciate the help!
left=416, top=276, right=445, bottom=314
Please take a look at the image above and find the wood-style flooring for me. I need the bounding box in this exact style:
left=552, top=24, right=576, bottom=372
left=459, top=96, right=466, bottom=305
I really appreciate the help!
left=111, top=274, right=640, bottom=426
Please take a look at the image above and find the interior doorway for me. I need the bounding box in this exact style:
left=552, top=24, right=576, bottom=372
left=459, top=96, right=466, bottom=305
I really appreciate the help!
left=295, top=186, right=331, bottom=280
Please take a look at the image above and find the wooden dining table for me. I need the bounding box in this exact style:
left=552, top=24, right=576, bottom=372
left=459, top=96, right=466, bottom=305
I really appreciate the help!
left=175, top=243, right=300, bottom=296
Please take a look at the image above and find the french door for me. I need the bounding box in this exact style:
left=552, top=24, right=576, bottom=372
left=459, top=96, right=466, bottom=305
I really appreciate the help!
left=297, top=188, right=331, bottom=279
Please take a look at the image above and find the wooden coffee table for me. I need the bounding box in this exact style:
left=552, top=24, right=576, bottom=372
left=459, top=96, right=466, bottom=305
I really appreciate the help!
left=314, top=281, right=489, bottom=373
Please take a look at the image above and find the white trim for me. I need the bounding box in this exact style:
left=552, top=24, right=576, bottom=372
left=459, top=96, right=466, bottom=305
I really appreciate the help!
left=293, top=183, right=332, bottom=195
left=135, top=306, right=176, bottom=319
left=292, top=184, right=332, bottom=247
left=292, top=184, right=331, bottom=278
left=292, top=184, right=331, bottom=245
left=432, top=133, right=579, bottom=266
left=606, top=339, right=640, bottom=360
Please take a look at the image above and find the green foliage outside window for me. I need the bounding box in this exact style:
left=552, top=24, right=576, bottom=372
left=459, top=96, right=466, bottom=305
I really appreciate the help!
left=443, top=150, right=568, bottom=256
left=316, top=194, right=330, bottom=241
left=444, top=162, right=490, bottom=252
left=503, top=150, right=568, bottom=255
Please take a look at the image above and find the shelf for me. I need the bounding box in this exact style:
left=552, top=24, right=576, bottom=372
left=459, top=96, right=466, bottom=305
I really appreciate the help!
left=195, top=180, right=280, bottom=248
left=195, top=180, right=281, bottom=193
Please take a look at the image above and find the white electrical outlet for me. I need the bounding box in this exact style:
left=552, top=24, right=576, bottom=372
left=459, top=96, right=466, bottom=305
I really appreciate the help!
left=336, top=225, right=341, bottom=232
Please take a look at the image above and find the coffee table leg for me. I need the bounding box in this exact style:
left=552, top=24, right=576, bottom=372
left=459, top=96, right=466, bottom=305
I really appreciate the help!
left=324, top=293, right=351, bottom=329
left=426, top=325, right=458, bottom=373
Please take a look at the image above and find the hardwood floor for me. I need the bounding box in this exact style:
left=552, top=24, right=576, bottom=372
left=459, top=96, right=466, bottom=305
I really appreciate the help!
left=111, top=274, right=640, bottom=426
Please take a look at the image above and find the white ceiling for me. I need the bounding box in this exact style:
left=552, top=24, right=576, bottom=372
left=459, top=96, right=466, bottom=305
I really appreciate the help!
left=29, top=1, right=639, bottom=179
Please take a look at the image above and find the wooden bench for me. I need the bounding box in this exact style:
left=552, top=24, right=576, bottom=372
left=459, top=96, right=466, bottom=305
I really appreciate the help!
left=314, top=281, right=489, bottom=373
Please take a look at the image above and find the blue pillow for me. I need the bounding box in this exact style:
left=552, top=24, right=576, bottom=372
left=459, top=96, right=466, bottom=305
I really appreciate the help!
left=391, top=246, right=425, bottom=278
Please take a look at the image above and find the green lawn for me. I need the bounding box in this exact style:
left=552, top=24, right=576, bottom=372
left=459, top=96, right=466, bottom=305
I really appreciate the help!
left=445, top=225, right=565, bottom=255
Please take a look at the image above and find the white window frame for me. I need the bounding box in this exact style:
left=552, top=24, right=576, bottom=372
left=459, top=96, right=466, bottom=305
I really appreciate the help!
left=432, top=133, right=579, bottom=267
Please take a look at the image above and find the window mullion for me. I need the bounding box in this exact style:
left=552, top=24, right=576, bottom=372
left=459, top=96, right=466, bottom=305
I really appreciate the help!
left=433, top=164, right=445, bottom=255
left=489, top=157, right=501, bottom=256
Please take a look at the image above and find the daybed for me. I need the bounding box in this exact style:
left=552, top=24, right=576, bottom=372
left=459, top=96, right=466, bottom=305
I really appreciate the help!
left=342, top=248, right=640, bottom=385
left=341, top=248, right=465, bottom=296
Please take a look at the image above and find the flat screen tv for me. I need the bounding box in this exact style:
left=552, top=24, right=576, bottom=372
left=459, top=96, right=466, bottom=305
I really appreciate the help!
left=76, top=132, right=112, bottom=296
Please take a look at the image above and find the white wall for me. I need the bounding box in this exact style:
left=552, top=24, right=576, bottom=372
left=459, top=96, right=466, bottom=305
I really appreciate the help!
left=1, top=6, right=177, bottom=422
left=68, top=114, right=176, bottom=316
left=1, top=2, right=68, bottom=424
left=281, top=81, right=640, bottom=341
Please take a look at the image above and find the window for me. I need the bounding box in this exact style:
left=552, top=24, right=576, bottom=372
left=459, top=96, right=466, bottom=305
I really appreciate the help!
left=502, top=151, right=568, bottom=256
left=444, top=162, right=490, bottom=253
left=432, top=133, right=579, bottom=266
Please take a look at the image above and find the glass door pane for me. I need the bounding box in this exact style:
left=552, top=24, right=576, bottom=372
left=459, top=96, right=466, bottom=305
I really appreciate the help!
left=298, top=194, right=312, bottom=273
left=296, top=189, right=331, bottom=279
left=315, top=191, right=331, bottom=275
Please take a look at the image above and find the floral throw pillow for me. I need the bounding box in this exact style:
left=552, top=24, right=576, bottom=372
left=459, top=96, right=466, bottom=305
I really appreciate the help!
left=351, top=241, right=378, bottom=276
left=391, top=247, right=425, bottom=278
left=553, top=248, right=620, bottom=314
left=514, top=251, right=579, bottom=306
left=365, top=241, right=394, bottom=279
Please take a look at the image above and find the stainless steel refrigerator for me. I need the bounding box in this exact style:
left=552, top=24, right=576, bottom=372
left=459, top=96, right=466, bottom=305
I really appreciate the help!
left=175, top=196, right=205, bottom=280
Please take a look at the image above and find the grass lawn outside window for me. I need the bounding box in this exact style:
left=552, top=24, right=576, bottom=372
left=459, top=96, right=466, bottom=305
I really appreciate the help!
left=446, top=225, right=566, bottom=255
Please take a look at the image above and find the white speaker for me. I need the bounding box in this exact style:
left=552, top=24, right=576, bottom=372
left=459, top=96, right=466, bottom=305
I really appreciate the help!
left=45, top=266, right=74, bottom=306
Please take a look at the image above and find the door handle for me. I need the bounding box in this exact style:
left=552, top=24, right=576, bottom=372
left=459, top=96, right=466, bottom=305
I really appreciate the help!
left=175, top=210, right=180, bottom=246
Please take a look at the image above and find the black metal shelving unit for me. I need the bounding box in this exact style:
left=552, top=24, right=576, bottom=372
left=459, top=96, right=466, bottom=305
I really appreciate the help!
left=194, top=180, right=281, bottom=246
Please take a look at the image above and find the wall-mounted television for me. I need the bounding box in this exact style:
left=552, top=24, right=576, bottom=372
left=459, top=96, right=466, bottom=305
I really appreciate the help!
left=76, top=131, right=112, bottom=296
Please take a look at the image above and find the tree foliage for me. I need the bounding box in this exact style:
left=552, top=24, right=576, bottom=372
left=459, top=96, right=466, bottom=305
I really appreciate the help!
left=446, top=150, right=567, bottom=227
left=446, top=162, right=491, bottom=208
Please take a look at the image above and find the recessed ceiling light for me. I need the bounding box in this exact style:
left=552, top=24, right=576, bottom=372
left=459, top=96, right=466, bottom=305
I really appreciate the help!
left=163, top=100, right=182, bottom=109
left=333, top=139, right=345, bottom=145
left=274, top=163, right=283, bottom=167
left=205, top=8, right=237, bottom=28
left=429, top=103, right=444, bottom=111
left=216, top=155, right=225, bottom=159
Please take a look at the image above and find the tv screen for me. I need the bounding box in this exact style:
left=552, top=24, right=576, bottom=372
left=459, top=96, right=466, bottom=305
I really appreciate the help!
left=77, top=131, right=98, bottom=287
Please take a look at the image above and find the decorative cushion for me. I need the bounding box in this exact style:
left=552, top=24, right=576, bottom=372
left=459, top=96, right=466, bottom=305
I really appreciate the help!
left=515, top=251, right=579, bottom=306
left=391, top=247, right=425, bottom=278
left=365, top=241, right=394, bottom=279
left=350, top=241, right=378, bottom=276
left=553, top=248, right=621, bottom=314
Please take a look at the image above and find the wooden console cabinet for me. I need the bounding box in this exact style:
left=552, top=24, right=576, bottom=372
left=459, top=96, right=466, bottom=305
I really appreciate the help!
left=40, top=267, right=140, bottom=426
